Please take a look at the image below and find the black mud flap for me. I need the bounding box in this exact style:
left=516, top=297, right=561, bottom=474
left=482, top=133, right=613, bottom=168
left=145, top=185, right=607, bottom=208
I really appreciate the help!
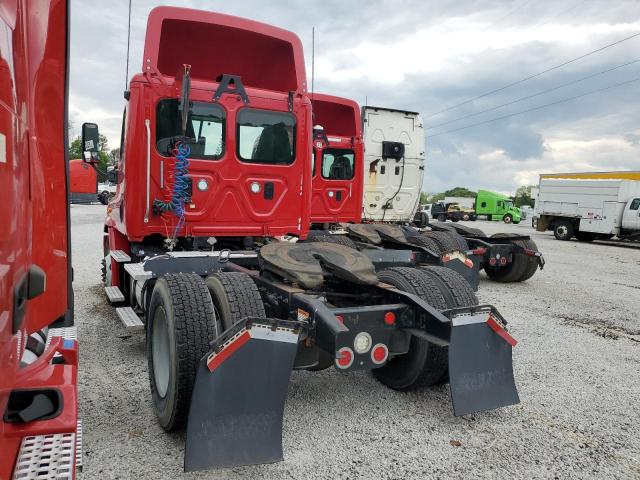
left=441, top=252, right=480, bottom=291
left=184, top=320, right=300, bottom=472
left=448, top=311, right=519, bottom=416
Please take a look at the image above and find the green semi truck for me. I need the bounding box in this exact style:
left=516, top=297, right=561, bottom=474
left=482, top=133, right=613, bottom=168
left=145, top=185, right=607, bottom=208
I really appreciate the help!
left=475, top=190, right=521, bottom=224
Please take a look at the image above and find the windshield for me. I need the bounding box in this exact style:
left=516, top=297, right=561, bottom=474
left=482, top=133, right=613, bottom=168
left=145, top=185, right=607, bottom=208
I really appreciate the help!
left=156, top=99, right=225, bottom=159
left=237, top=109, right=295, bottom=164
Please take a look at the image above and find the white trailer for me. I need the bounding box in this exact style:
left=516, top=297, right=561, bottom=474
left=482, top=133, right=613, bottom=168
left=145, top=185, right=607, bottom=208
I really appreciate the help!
left=361, top=106, right=425, bottom=223
left=536, top=178, right=640, bottom=241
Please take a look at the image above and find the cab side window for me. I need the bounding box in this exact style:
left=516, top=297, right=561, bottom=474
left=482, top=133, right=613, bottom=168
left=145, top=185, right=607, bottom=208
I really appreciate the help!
left=630, top=198, right=640, bottom=210
left=322, top=149, right=355, bottom=180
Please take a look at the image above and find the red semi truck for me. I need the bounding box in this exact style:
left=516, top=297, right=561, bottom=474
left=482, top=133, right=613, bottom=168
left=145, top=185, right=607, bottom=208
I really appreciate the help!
left=0, top=0, right=80, bottom=478
left=93, top=7, right=519, bottom=473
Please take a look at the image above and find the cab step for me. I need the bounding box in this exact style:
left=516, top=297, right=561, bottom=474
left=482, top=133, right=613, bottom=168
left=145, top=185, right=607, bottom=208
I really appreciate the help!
left=110, top=249, right=131, bottom=263
left=45, top=326, right=78, bottom=348
left=105, top=286, right=125, bottom=304
left=115, top=307, right=144, bottom=333
left=12, top=421, right=81, bottom=479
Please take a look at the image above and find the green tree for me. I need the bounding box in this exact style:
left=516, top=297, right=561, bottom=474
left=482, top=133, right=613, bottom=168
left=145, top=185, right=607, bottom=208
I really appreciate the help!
left=514, top=185, right=535, bottom=207
left=420, top=192, right=429, bottom=204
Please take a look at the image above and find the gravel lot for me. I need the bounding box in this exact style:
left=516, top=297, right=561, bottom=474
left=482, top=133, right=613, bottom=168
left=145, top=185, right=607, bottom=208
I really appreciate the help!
left=71, top=204, right=640, bottom=479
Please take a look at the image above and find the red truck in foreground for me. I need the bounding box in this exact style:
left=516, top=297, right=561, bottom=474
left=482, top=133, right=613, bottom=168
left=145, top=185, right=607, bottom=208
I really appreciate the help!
left=0, top=1, right=80, bottom=478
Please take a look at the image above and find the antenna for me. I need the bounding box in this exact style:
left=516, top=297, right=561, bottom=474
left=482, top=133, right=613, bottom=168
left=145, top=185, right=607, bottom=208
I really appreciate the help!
left=311, top=26, right=315, bottom=100
left=124, top=0, right=132, bottom=90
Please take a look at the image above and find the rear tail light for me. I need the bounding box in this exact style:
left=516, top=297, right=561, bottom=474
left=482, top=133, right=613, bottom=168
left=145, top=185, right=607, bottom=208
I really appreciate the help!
left=500, top=257, right=508, bottom=265
left=335, top=315, right=345, bottom=324
left=384, top=312, right=396, bottom=325
left=335, top=347, right=354, bottom=369
left=489, top=257, right=497, bottom=266
left=472, top=247, right=487, bottom=255
left=371, top=344, right=389, bottom=365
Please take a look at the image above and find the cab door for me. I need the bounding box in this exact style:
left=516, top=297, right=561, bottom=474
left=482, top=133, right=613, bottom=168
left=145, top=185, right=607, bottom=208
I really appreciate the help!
left=311, top=144, right=359, bottom=223
left=622, top=198, right=640, bottom=231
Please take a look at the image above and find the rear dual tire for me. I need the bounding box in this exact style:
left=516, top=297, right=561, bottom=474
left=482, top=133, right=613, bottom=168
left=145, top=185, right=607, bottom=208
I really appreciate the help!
left=147, top=272, right=264, bottom=432
left=374, top=267, right=478, bottom=390
left=484, top=233, right=539, bottom=282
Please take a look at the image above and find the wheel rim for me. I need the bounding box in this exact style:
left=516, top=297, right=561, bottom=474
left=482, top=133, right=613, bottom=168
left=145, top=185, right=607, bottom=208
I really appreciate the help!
left=152, top=306, right=171, bottom=399
left=557, top=225, right=567, bottom=237
left=504, top=216, right=512, bottom=223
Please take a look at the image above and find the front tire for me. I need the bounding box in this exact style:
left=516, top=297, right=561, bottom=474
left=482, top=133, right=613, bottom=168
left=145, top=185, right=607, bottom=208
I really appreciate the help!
left=503, top=214, right=513, bottom=224
left=147, top=274, right=219, bottom=432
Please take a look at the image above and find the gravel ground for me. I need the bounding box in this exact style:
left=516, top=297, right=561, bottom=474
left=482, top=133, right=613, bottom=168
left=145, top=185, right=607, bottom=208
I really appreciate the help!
left=71, top=204, right=640, bottom=479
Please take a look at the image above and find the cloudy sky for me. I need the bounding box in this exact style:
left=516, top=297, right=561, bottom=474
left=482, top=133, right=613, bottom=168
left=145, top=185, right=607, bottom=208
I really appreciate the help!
left=69, top=0, right=640, bottom=194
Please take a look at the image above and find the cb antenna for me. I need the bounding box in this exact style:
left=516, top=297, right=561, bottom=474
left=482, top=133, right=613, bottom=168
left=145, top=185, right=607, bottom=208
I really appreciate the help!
left=124, top=0, right=132, bottom=91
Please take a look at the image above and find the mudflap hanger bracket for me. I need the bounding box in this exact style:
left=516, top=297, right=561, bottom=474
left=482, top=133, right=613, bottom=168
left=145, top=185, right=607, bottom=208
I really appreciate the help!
left=185, top=316, right=304, bottom=472
left=213, top=74, right=249, bottom=104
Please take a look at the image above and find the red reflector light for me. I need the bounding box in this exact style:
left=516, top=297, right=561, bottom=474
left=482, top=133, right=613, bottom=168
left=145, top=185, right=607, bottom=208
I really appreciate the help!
left=472, top=247, right=487, bottom=255
left=371, top=344, right=389, bottom=365
left=384, top=312, right=396, bottom=325
left=335, top=315, right=345, bottom=324
left=464, top=258, right=474, bottom=268
left=487, top=316, right=518, bottom=347
left=523, top=248, right=536, bottom=256
left=410, top=252, right=418, bottom=262
left=489, top=257, right=497, bottom=266
left=335, top=347, right=354, bottom=369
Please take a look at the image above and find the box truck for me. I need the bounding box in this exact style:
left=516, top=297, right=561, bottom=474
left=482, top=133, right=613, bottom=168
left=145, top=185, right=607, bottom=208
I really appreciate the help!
left=536, top=178, right=640, bottom=241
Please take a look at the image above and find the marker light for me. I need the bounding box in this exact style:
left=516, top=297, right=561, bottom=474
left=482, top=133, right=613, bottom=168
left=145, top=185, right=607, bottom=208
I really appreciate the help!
left=384, top=312, right=396, bottom=325
left=250, top=182, right=261, bottom=194
left=197, top=179, right=209, bottom=191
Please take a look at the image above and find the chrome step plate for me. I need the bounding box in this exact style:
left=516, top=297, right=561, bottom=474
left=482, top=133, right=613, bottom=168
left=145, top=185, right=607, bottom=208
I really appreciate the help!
left=115, top=307, right=144, bottom=333
left=110, top=249, right=131, bottom=263
left=105, top=286, right=125, bottom=304
left=45, top=326, right=78, bottom=349
left=12, top=430, right=76, bottom=479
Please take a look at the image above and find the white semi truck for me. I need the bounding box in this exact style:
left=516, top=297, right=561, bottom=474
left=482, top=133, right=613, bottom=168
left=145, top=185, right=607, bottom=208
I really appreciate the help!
left=361, top=106, right=425, bottom=223
left=536, top=178, right=640, bottom=241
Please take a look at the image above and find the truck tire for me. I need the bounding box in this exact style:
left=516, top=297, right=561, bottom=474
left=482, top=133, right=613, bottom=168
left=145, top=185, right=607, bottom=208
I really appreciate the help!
left=407, top=234, right=443, bottom=255
left=373, top=267, right=448, bottom=390
left=147, top=273, right=219, bottom=432
left=308, top=234, right=358, bottom=250
left=99, top=191, right=109, bottom=205
left=422, top=231, right=459, bottom=253
left=503, top=214, right=513, bottom=224
left=575, top=231, right=596, bottom=242
left=462, top=213, right=470, bottom=221
left=441, top=231, right=469, bottom=251
left=553, top=221, right=574, bottom=241
left=437, top=214, right=447, bottom=222
left=205, top=272, right=266, bottom=330
left=483, top=233, right=537, bottom=282
left=419, top=266, right=479, bottom=382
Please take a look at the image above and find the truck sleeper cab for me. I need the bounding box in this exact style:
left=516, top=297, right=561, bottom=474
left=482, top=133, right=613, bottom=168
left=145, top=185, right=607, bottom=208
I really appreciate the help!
left=310, top=94, right=363, bottom=226
left=106, top=7, right=312, bottom=259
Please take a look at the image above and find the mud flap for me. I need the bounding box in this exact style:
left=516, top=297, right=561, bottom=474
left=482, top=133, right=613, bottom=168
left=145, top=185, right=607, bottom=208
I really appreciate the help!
left=448, top=312, right=519, bottom=416
left=441, top=253, right=479, bottom=291
left=184, top=320, right=299, bottom=472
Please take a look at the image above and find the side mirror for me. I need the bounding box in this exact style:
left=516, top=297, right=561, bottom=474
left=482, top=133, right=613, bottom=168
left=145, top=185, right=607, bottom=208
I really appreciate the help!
left=82, top=122, right=100, bottom=164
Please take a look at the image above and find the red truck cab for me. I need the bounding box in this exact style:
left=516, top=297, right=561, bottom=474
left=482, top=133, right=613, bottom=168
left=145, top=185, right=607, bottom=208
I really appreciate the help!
left=106, top=7, right=312, bottom=261
left=310, top=94, right=363, bottom=227
left=0, top=0, right=79, bottom=477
